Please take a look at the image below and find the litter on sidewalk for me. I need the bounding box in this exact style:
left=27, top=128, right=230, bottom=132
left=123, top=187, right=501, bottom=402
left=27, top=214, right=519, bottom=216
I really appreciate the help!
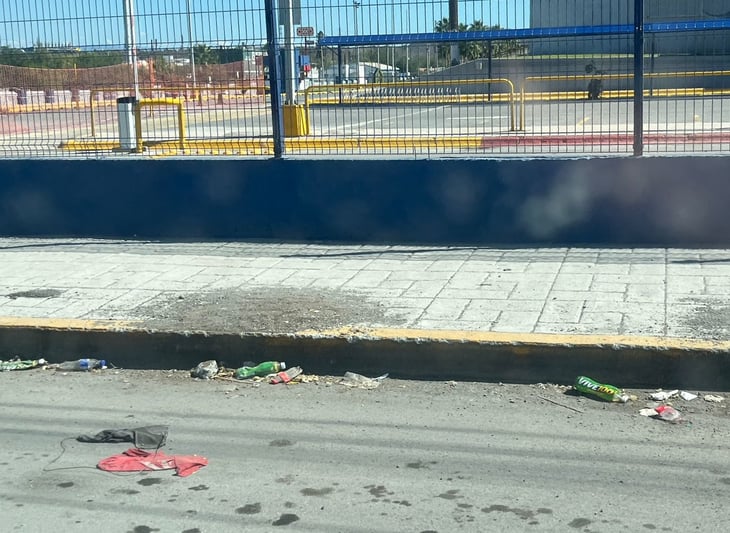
left=55, top=358, right=106, bottom=371
left=649, top=389, right=698, bottom=401
left=191, top=360, right=218, bottom=379
left=97, top=448, right=208, bottom=477
left=649, top=390, right=679, bottom=401
left=234, top=361, right=286, bottom=380
left=77, top=425, right=169, bottom=449
left=0, top=358, right=46, bottom=371
left=270, top=366, right=303, bottom=384
left=641, top=405, right=685, bottom=423
left=704, top=394, right=725, bottom=403
left=573, top=375, right=630, bottom=403
left=340, top=372, right=389, bottom=390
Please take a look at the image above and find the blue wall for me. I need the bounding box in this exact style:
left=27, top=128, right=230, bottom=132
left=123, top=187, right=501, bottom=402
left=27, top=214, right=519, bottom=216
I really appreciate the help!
left=1, top=156, right=729, bottom=245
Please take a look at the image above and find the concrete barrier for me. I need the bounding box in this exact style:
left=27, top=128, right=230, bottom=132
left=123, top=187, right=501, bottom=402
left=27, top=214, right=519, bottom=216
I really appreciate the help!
left=0, top=156, right=729, bottom=245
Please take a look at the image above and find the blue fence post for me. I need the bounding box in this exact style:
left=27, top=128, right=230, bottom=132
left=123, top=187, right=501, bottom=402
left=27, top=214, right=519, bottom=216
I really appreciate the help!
left=264, top=0, right=285, bottom=158
left=633, top=0, right=644, bottom=156
left=337, top=46, right=343, bottom=105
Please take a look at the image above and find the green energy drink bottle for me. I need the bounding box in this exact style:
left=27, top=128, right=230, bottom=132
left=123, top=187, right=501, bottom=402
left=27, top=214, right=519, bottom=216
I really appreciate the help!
left=234, top=361, right=286, bottom=380
left=0, top=358, right=46, bottom=371
left=574, top=376, right=629, bottom=403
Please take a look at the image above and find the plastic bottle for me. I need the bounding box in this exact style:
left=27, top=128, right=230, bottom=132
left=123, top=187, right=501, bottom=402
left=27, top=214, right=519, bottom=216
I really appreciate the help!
left=234, top=361, right=285, bottom=380
left=654, top=405, right=682, bottom=423
left=574, top=375, right=629, bottom=403
left=0, top=358, right=46, bottom=372
left=56, top=358, right=107, bottom=371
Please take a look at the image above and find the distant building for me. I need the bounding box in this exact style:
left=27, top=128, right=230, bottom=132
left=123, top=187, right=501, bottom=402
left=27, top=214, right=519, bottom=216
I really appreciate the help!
left=530, top=0, right=730, bottom=55
left=319, top=62, right=400, bottom=84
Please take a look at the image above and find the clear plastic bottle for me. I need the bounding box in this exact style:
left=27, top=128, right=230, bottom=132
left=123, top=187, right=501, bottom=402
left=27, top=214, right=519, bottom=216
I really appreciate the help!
left=56, top=358, right=107, bottom=371
left=654, top=405, right=682, bottom=423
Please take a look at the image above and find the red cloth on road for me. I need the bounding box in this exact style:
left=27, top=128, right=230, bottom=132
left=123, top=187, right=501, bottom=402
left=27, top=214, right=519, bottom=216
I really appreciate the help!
left=97, top=448, right=208, bottom=477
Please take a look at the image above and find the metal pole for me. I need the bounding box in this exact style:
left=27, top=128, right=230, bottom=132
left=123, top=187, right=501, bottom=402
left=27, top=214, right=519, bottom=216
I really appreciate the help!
left=123, top=0, right=140, bottom=100
left=354, top=1, right=360, bottom=83
left=186, top=0, right=197, bottom=91
left=487, top=41, right=493, bottom=101
left=633, top=0, right=644, bottom=156
left=391, top=1, right=395, bottom=75
left=449, top=0, right=460, bottom=66
left=337, top=46, right=343, bottom=104
left=264, top=0, right=285, bottom=157
left=282, top=0, right=296, bottom=104
left=122, top=0, right=133, bottom=65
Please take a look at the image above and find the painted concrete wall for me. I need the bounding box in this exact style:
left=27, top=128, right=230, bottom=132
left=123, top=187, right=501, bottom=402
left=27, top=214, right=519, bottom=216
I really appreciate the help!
left=421, top=56, right=730, bottom=94
left=529, top=0, right=730, bottom=55
left=1, top=156, right=729, bottom=246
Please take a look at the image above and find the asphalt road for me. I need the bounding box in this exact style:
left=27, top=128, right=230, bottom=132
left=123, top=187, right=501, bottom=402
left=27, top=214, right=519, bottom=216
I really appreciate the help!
left=2, top=96, right=729, bottom=157
left=1, top=369, right=728, bottom=532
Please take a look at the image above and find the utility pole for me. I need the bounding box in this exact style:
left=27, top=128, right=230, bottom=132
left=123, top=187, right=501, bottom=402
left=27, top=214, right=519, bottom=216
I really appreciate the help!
left=122, top=0, right=140, bottom=99
left=449, top=0, right=460, bottom=66
left=186, top=0, right=197, bottom=91
left=354, top=1, right=360, bottom=82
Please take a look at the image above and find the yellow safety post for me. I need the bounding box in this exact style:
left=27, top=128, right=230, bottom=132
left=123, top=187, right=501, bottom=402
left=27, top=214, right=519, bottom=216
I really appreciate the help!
left=520, top=85, right=525, bottom=131
left=283, top=104, right=310, bottom=137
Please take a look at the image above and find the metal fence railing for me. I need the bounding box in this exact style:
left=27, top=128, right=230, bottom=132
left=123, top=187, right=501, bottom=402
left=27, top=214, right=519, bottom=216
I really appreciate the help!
left=0, top=1, right=729, bottom=158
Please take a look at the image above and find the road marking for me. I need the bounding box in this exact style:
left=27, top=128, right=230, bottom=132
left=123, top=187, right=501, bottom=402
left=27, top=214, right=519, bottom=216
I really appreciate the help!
left=448, top=116, right=509, bottom=121
left=333, top=105, right=448, bottom=134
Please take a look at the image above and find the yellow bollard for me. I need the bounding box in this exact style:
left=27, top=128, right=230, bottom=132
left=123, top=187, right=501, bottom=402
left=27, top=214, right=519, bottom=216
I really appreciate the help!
left=282, top=105, right=310, bottom=137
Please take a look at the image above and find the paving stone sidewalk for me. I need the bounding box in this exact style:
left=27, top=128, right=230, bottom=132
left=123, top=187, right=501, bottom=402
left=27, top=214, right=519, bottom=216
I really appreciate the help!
left=1, top=238, right=729, bottom=340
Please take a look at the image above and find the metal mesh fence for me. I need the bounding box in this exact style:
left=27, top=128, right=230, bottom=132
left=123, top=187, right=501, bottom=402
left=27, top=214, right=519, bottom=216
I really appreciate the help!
left=0, top=1, right=728, bottom=158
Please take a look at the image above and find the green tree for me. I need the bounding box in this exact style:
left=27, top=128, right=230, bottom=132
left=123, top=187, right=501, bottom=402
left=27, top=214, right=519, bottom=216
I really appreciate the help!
left=193, top=44, right=217, bottom=65
left=434, top=19, right=522, bottom=62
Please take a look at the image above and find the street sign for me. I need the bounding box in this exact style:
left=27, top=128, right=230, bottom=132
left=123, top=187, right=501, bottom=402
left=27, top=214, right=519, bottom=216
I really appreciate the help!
left=296, top=26, right=315, bottom=37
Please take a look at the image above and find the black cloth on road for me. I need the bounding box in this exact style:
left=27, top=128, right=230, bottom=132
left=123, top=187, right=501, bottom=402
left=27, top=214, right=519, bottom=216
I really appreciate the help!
left=77, top=425, right=168, bottom=449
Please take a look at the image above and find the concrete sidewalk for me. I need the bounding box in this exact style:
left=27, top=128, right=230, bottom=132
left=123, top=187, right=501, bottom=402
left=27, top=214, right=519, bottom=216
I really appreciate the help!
left=1, top=238, right=730, bottom=388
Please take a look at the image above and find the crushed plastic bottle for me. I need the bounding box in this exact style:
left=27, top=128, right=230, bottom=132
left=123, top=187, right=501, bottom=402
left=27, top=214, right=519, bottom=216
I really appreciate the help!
left=573, top=375, right=629, bottom=403
left=0, top=358, right=47, bottom=372
left=234, top=361, right=286, bottom=380
left=56, top=358, right=107, bottom=371
left=341, top=372, right=389, bottom=390
left=654, top=405, right=683, bottom=423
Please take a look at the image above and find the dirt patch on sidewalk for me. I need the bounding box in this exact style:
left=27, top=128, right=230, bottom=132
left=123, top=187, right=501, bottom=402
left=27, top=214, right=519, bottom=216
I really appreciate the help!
left=133, top=287, right=405, bottom=334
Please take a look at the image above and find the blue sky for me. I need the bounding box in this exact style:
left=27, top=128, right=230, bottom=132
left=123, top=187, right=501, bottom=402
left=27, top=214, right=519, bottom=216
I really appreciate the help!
left=0, top=1, right=530, bottom=49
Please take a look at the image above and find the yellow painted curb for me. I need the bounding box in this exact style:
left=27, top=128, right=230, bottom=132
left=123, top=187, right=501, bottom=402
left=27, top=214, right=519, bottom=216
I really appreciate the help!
left=295, top=326, right=730, bottom=352
left=2, top=317, right=723, bottom=352
left=0, top=317, right=139, bottom=332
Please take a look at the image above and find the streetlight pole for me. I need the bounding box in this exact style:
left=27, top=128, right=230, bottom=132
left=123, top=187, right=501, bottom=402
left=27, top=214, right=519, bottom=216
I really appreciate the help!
left=449, top=0, right=460, bottom=66
left=123, top=0, right=140, bottom=99
left=186, top=0, right=197, bottom=91
left=391, top=1, right=395, bottom=76
left=354, top=1, right=360, bottom=82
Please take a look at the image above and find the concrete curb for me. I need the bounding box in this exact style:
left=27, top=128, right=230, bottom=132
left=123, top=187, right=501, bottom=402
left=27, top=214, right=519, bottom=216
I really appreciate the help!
left=1, top=319, right=729, bottom=389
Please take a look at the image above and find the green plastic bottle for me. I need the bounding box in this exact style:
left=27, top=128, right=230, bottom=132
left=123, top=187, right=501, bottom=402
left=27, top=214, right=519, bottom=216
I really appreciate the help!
left=574, top=375, right=629, bottom=403
left=234, top=361, right=286, bottom=380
